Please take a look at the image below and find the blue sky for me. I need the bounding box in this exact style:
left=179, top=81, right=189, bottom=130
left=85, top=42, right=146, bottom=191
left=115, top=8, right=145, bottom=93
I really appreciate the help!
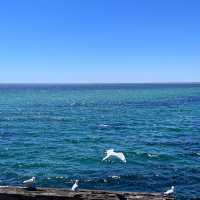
left=0, top=0, right=199, bottom=83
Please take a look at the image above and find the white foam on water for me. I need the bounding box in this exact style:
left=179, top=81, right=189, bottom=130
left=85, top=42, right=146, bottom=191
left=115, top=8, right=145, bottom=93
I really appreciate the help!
left=111, top=175, right=120, bottom=179
left=99, top=124, right=110, bottom=127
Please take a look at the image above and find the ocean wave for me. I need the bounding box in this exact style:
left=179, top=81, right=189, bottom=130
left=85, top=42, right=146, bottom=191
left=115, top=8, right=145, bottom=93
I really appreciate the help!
left=133, top=151, right=174, bottom=160
left=147, top=153, right=160, bottom=158
left=110, top=175, right=121, bottom=180
left=99, top=124, right=110, bottom=128
left=190, top=152, right=200, bottom=157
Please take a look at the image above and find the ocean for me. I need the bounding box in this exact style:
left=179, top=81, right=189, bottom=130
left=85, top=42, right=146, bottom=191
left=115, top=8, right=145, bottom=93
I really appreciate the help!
left=0, top=83, right=199, bottom=199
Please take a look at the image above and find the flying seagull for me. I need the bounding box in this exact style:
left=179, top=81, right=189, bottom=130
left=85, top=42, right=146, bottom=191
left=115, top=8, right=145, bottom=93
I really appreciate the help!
left=23, top=176, right=36, bottom=188
left=102, top=149, right=126, bottom=163
left=71, top=180, right=79, bottom=192
left=164, top=186, right=174, bottom=195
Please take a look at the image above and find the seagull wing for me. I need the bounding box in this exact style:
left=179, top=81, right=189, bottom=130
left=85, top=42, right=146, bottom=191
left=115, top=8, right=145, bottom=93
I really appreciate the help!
left=106, top=149, right=114, bottom=154
left=164, top=187, right=173, bottom=195
left=72, top=183, right=78, bottom=191
left=23, top=179, right=32, bottom=184
left=102, top=155, right=110, bottom=161
left=115, top=152, right=126, bottom=163
left=164, top=190, right=170, bottom=195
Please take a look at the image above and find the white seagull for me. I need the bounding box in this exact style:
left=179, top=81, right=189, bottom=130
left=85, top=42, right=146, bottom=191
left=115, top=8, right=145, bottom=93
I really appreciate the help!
left=23, top=176, right=36, bottom=188
left=164, top=186, right=174, bottom=195
left=102, top=149, right=126, bottom=163
left=71, top=180, right=79, bottom=192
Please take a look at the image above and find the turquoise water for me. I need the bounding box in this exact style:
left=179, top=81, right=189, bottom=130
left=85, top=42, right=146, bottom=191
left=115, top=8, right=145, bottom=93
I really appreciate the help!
left=0, top=84, right=199, bottom=199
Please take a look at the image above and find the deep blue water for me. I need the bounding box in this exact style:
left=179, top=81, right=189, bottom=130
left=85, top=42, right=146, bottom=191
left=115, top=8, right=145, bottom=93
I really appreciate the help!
left=0, top=83, right=199, bottom=199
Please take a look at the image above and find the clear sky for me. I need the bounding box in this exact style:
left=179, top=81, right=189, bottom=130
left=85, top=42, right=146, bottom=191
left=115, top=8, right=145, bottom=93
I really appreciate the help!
left=0, top=0, right=199, bottom=83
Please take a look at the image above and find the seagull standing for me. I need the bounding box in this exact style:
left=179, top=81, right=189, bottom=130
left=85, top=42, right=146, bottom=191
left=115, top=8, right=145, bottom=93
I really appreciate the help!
left=164, top=186, right=174, bottom=195
left=23, top=176, right=36, bottom=188
left=71, top=180, right=79, bottom=192
left=102, top=149, right=126, bottom=163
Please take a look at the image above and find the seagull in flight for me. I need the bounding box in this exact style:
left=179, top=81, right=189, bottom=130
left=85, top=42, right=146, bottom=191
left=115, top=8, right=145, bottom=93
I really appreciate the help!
left=23, top=176, right=36, bottom=188
left=71, top=180, right=79, bottom=192
left=164, top=186, right=174, bottom=195
left=102, top=149, right=126, bottom=163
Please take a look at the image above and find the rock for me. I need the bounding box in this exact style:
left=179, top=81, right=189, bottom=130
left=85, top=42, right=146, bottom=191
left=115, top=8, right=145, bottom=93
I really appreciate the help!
left=0, top=186, right=174, bottom=200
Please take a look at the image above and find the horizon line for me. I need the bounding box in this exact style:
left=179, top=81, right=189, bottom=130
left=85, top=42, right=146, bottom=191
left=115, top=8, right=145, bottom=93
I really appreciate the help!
left=0, top=82, right=200, bottom=85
